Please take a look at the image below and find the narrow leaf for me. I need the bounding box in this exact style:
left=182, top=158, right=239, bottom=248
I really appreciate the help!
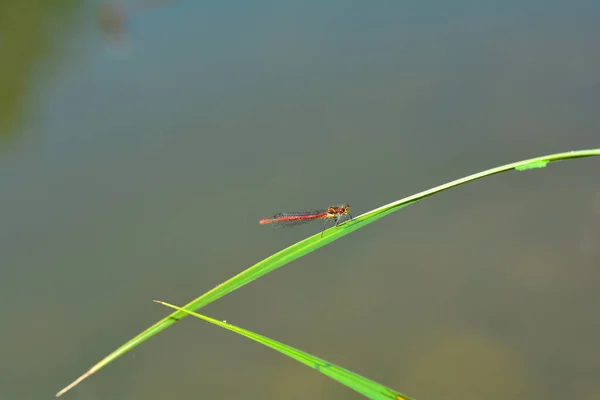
left=155, top=300, right=415, bottom=400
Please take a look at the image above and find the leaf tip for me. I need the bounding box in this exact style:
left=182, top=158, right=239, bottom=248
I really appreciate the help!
left=55, top=370, right=92, bottom=397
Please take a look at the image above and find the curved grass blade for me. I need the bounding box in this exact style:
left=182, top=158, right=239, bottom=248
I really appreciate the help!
left=154, top=300, right=414, bottom=400
left=56, top=148, right=600, bottom=396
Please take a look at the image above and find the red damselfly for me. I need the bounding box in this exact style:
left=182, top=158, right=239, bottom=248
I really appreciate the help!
left=259, top=203, right=352, bottom=237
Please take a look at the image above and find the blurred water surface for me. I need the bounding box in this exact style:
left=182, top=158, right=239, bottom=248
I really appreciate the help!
left=1, top=1, right=599, bottom=399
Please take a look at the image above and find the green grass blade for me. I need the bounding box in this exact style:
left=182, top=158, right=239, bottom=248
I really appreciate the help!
left=56, top=148, right=600, bottom=396
left=154, top=300, right=414, bottom=400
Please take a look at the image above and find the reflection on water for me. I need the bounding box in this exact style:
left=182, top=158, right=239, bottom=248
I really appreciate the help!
left=1, top=1, right=599, bottom=400
left=99, top=3, right=128, bottom=43
left=403, top=333, right=541, bottom=398
left=99, top=1, right=175, bottom=53
left=0, top=1, right=80, bottom=141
